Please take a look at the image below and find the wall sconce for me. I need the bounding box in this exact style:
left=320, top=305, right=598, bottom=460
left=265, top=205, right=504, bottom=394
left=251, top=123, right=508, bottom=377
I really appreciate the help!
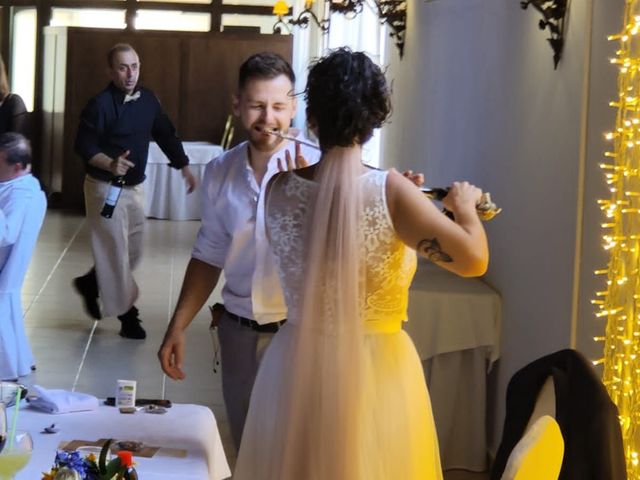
left=375, top=1, right=406, bottom=58
left=520, top=0, right=569, bottom=69
left=273, top=0, right=363, bottom=34
left=273, top=1, right=294, bottom=33
left=272, top=0, right=406, bottom=58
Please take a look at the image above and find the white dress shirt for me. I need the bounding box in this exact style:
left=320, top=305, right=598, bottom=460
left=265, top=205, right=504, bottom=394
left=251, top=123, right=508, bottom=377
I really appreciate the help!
left=192, top=131, right=320, bottom=324
left=0, top=174, right=45, bottom=273
left=0, top=173, right=47, bottom=379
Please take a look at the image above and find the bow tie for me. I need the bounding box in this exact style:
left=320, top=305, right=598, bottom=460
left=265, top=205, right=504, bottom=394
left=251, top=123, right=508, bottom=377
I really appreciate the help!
left=124, top=91, right=141, bottom=104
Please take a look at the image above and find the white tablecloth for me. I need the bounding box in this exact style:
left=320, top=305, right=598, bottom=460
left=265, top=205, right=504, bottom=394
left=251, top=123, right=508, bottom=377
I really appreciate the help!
left=404, top=260, right=501, bottom=472
left=11, top=402, right=231, bottom=480
left=145, top=142, right=223, bottom=220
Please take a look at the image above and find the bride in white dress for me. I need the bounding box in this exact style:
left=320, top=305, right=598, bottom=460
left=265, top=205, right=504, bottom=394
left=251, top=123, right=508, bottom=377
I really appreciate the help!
left=234, top=48, right=489, bottom=480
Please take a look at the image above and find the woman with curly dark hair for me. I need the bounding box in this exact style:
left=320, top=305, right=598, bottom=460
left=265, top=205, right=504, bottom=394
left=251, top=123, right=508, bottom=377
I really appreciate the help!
left=234, top=48, right=488, bottom=480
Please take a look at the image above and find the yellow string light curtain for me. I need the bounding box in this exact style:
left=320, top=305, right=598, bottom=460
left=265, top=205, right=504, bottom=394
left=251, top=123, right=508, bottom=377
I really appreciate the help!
left=599, top=3, right=640, bottom=477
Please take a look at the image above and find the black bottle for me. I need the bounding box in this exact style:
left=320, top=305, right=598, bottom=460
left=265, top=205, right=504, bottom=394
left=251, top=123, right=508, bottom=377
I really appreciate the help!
left=421, top=187, right=449, bottom=201
left=421, top=187, right=454, bottom=220
left=100, top=177, right=125, bottom=218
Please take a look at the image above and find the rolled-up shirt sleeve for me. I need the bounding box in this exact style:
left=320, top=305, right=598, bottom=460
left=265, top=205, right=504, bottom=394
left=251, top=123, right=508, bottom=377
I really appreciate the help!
left=192, top=160, right=229, bottom=268
left=74, top=99, right=104, bottom=163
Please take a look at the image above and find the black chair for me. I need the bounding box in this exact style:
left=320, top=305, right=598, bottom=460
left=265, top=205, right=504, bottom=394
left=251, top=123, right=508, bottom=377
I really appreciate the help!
left=490, top=349, right=626, bottom=480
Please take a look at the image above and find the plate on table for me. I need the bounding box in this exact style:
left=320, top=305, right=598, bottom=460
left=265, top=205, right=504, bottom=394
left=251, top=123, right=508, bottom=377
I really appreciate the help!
left=112, top=440, right=144, bottom=453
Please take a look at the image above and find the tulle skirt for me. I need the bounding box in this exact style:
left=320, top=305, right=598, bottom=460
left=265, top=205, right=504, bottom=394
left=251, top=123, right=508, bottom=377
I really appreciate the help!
left=234, top=322, right=443, bottom=480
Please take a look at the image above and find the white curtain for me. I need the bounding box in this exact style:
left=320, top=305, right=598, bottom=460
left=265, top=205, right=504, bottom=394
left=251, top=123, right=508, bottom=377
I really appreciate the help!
left=292, top=1, right=387, bottom=167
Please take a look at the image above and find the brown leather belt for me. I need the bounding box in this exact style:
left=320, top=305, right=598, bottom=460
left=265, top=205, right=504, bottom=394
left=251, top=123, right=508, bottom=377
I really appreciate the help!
left=224, top=309, right=286, bottom=333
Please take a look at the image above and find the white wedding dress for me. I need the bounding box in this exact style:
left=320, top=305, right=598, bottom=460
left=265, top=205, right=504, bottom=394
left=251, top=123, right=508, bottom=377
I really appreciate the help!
left=234, top=169, right=443, bottom=480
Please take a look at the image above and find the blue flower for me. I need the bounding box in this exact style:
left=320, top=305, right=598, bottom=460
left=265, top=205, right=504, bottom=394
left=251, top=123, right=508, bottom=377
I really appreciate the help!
left=54, top=451, right=89, bottom=477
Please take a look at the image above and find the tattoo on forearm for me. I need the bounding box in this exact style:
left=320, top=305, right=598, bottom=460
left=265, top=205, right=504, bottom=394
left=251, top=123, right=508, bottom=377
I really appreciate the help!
left=417, top=238, right=453, bottom=263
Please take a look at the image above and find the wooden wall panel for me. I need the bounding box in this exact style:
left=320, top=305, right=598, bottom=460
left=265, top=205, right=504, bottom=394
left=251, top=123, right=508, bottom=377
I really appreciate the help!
left=129, top=36, right=184, bottom=125
left=182, top=33, right=293, bottom=144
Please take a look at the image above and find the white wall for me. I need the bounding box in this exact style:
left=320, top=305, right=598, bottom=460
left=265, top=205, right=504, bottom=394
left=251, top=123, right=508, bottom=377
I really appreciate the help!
left=577, top=0, right=625, bottom=360
left=382, top=0, right=621, bottom=451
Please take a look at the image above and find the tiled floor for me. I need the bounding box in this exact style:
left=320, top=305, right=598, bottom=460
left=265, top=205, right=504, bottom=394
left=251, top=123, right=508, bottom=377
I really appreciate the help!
left=18, top=209, right=488, bottom=480
left=19, top=210, right=234, bottom=466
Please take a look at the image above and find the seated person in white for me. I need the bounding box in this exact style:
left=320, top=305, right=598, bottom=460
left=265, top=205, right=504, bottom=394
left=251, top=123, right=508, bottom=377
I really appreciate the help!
left=0, top=132, right=46, bottom=381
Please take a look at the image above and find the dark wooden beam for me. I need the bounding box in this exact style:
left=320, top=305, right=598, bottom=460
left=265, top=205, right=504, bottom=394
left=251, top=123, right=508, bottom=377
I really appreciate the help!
left=0, top=0, right=272, bottom=14
left=210, top=0, right=221, bottom=32
left=125, top=0, right=135, bottom=31
left=0, top=6, right=9, bottom=65
left=34, top=1, right=49, bottom=114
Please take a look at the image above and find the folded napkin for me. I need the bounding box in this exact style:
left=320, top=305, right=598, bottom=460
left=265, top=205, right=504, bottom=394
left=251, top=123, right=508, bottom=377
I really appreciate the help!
left=28, top=385, right=99, bottom=414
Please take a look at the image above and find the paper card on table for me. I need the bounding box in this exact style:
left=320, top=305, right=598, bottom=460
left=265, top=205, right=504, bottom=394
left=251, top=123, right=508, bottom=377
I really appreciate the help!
left=154, top=448, right=188, bottom=458
left=57, top=439, right=167, bottom=458
left=59, top=439, right=103, bottom=450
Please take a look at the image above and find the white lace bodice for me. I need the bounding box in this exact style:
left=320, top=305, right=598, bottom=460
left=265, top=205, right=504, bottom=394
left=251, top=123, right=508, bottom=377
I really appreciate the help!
left=266, top=169, right=416, bottom=324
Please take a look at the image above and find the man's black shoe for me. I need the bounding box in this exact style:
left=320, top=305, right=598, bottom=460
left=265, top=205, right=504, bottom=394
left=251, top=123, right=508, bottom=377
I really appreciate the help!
left=118, top=306, right=146, bottom=340
left=73, top=269, right=102, bottom=320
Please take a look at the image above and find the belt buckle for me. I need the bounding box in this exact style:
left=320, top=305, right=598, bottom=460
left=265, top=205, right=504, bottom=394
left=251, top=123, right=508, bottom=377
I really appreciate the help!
left=271, top=319, right=286, bottom=332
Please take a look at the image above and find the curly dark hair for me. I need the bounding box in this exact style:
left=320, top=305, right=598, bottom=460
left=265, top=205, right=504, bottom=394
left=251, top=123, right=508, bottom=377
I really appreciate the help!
left=305, top=48, right=390, bottom=151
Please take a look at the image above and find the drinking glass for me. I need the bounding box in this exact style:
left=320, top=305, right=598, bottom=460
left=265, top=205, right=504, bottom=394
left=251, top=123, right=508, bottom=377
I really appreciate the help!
left=0, top=384, right=22, bottom=407
left=0, top=431, right=32, bottom=480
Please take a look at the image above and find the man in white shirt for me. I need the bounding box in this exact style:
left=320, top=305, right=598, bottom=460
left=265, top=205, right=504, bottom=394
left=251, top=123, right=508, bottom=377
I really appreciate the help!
left=158, top=52, right=321, bottom=450
left=0, top=133, right=46, bottom=380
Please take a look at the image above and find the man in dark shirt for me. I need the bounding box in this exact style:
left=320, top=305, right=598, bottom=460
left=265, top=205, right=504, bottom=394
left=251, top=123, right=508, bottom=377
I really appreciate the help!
left=73, top=43, right=196, bottom=339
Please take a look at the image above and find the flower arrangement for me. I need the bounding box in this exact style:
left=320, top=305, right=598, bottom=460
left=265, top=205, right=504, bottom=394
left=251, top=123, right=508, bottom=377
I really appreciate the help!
left=42, top=439, right=134, bottom=480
